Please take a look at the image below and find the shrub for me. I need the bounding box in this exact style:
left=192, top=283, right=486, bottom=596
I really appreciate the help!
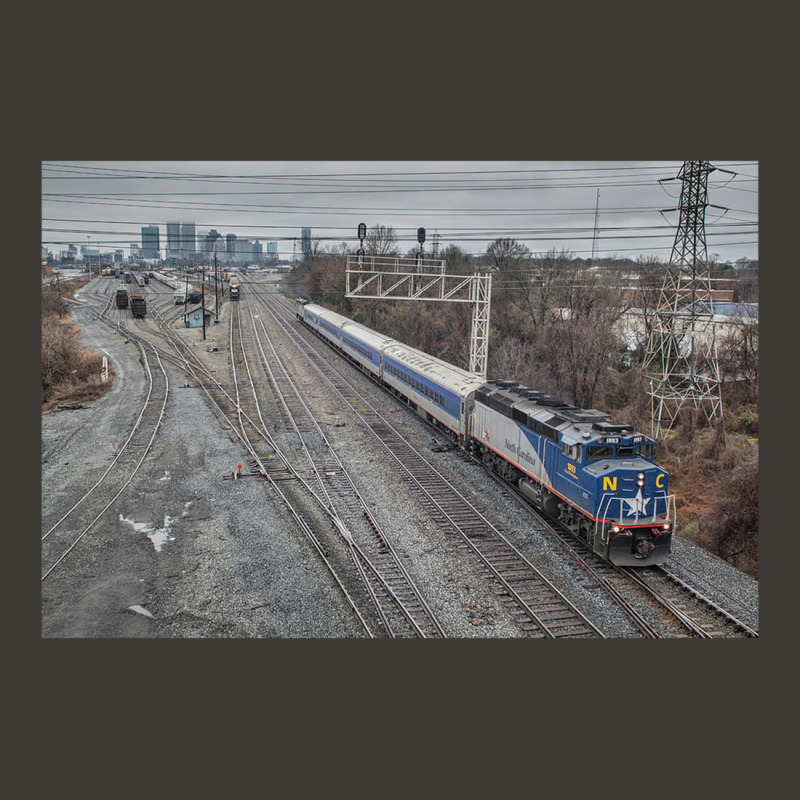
left=696, top=455, right=759, bottom=578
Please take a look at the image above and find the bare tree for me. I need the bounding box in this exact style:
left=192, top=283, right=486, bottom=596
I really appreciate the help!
left=482, top=237, right=532, bottom=274
left=438, top=244, right=473, bottom=275
left=716, top=305, right=759, bottom=404
left=365, top=225, right=400, bottom=257
left=529, top=257, right=629, bottom=407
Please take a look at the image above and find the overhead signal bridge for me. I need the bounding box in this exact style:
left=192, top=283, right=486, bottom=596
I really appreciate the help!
left=345, top=254, right=492, bottom=379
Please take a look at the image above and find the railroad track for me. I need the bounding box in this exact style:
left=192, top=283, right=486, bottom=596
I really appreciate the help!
left=87, top=287, right=439, bottom=638
left=231, top=300, right=446, bottom=638
left=250, top=287, right=603, bottom=639
left=42, top=335, right=169, bottom=580
left=443, top=433, right=759, bottom=638
left=623, top=565, right=758, bottom=638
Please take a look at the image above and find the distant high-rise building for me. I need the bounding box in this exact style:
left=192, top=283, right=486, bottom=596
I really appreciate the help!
left=141, top=225, right=160, bottom=259
left=266, top=242, right=278, bottom=255
left=180, top=222, right=196, bottom=257
left=301, top=227, right=311, bottom=259
left=205, top=229, right=222, bottom=253
left=226, top=233, right=237, bottom=257
left=166, top=222, right=181, bottom=256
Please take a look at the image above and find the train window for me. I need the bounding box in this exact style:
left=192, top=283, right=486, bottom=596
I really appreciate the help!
left=587, top=445, right=613, bottom=461
left=616, top=446, right=634, bottom=458
left=635, top=443, right=653, bottom=459
left=562, top=443, right=582, bottom=462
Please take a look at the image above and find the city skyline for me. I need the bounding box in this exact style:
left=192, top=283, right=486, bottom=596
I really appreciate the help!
left=41, top=161, right=759, bottom=265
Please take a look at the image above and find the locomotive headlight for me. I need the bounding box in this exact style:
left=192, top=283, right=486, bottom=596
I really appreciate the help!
left=662, top=523, right=671, bottom=531
left=637, top=479, right=645, bottom=487
left=612, top=526, right=621, bottom=533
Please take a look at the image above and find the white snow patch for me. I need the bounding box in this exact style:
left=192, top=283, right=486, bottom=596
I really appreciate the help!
left=181, top=501, right=193, bottom=518
left=128, top=605, right=153, bottom=618
left=119, top=513, right=176, bottom=552
left=158, top=470, right=171, bottom=481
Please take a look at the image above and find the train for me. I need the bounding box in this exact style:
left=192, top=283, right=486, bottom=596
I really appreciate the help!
left=229, top=282, right=240, bottom=300
left=130, top=293, right=146, bottom=318
left=115, top=284, right=129, bottom=309
left=295, top=299, right=675, bottom=566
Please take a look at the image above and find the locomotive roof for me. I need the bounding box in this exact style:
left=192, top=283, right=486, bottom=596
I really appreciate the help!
left=477, top=380, right=642, bottom=441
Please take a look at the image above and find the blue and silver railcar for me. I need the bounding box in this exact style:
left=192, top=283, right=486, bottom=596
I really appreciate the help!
left=339, top=322, right=395, bottom=377
left=470, top=381, right=674, bottom=565
left=381, top=343, right=485, bottom=442
left=313, top=307, right=350, bottom=348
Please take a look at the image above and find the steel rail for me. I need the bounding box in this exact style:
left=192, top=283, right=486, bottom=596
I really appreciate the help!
left=42, top=343, right=169, bottom=580
left=650, top=565, right=759, bottom=638
left=255, top=287, right=602, bottom=638
left=245, top=304, right=445, bottom=638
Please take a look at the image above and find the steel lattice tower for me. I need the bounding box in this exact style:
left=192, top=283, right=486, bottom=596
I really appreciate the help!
left=643, top=161, right=723, bottom=437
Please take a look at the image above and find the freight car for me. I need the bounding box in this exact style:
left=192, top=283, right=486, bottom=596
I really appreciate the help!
left=115, top=284, right=129, bottom=309
left=296, top=299, right=674, bottom=566
left=130, top=293, right=147, bottom=318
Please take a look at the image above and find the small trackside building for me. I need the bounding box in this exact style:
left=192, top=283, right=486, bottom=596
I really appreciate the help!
left=184, top=307, right=217, bottom=328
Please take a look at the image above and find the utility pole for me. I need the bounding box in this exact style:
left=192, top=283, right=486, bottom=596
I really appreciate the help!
left=201, top=266, right=206, bottom=341
left=214, top=254, right=219, bottom=318
left=590, top=189, right=600, bottom=264
left=643, top=161, right=724, bottom=437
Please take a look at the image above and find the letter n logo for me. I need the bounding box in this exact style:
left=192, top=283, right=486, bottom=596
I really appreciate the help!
left=603, top=476, right=617, bottom=492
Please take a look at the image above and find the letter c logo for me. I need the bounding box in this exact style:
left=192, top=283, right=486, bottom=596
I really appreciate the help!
left=655, top=473, right=665, bottom=488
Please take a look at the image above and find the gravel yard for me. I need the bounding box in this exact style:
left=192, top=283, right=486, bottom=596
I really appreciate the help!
left=40, top=284, right=760, bottom=638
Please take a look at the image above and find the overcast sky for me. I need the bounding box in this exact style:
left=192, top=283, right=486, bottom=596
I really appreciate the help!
left=41, top=161, right=758, bottom=264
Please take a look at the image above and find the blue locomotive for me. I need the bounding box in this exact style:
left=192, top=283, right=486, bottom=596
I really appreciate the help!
left=296, top=300, right=674, bottom=566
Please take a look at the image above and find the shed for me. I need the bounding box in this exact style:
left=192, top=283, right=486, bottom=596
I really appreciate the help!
left=184, top=307, right=217, bottom=328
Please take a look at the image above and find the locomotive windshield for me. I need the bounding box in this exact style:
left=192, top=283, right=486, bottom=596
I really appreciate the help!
left=587, top=445, right=613, bottom=461
left=586, top=442, right=655, bottom=460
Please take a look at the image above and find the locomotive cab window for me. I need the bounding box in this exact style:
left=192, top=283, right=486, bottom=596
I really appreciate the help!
left=616, top=445, right=634, bottom=458
left=587, top=445, right=613, bottom=461
left=636, top=442, right=653, bottom=459
left=561, top=443, right=582, bottom=462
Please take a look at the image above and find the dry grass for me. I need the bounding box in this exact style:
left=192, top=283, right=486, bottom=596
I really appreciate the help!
left=41, top=277, right=115, bottom=412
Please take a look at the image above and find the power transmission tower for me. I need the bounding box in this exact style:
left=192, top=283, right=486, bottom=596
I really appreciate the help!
left=643, top=160, right=723, bottom=437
